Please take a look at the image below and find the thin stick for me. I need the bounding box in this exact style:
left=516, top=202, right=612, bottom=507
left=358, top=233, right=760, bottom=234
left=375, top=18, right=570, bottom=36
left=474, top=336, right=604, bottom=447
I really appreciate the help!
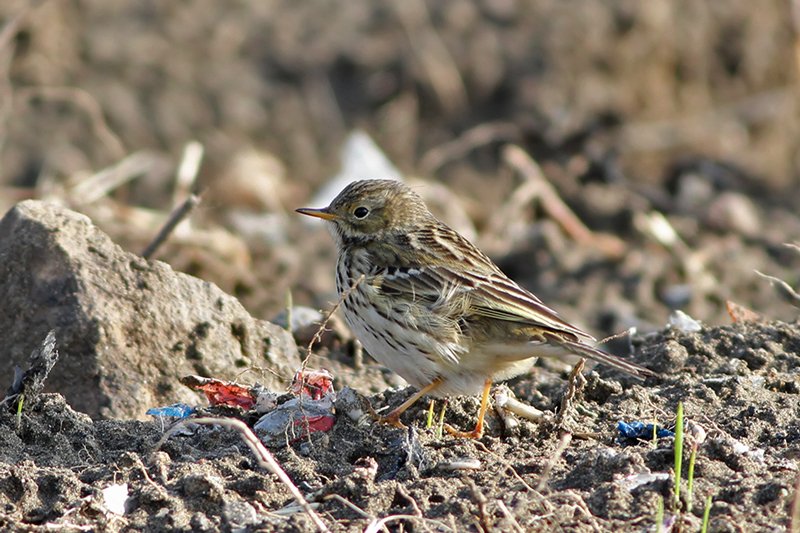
left=465, top=478, right=493, bottom=533
left=791, top=467, right=800, bottom=533
left=365, top=515, right=455, bottom=533
left=15, top=86, right=126, bottom=160
left=0, top=0, right=50, bottom=162
left=151, top=417, right=331, bottom=533
left=556, top=358, right=586, bottom=425
left=502, top=145, right=625, bottom=258
left=70, top=151, right=158, bottom=204
left=536, top=432, right=572, bottom=491
left=392, top=0, right=467, bottom=116
left=172, top=141, right=204, bottom=207
left=302, top=274, right=366, bottom=370
left=420, top=122, right=520, bottom=175
left=755, top=270, right=800, bottom=306
left=141, top=193, right=202, bottom=259
left=322, top=494, right=372, bottom=519
left=495, top=500, right=524, bottom=533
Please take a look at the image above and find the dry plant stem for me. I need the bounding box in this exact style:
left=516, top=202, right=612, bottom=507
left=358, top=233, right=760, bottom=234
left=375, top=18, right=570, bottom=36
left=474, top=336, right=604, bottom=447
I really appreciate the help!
left=15, top=86, right=126, bottom=160
left=420, top=122, right=520, bottom=175
left=791, top=467, right=800, bottom=533
left=152, top=417, right=331, bottom=533
left=556, top=358, right=586, bottom=425
left=755, top=270, right=800, bottom=306
left=495, top=500, right=524, bottom=533
left=365, top=515, right=455, bottom=533
left=392, top=0, right=467, bottom=116
left=303, top=274, right=366, bottom=370
left=69, top=151, right=159, bottom=204
left=142, top=193, right=202, bottom=260
left=0, top=0, right=49, bottom=163
left=501, top=145, right=625, bottom=257
left=321, top=494, right=372, bottom=520
left=465, top=478, right=493, bottom=533
left=537, top=432, right=572, bottom=491
left=173, top=141, right=204, bottom=206
left=394, top=484, right=424, bottom=518
left=794, top=0, right=800, bottom=79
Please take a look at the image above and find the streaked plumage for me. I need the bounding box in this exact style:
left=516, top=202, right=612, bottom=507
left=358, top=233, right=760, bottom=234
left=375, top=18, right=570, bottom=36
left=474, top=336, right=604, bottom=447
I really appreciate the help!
left=297, top=179, right=653, bottom=436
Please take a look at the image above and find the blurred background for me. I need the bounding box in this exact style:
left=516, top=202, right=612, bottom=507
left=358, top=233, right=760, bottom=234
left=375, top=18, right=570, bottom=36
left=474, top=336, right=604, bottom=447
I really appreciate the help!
left=1, top=0, right=799, bottom=339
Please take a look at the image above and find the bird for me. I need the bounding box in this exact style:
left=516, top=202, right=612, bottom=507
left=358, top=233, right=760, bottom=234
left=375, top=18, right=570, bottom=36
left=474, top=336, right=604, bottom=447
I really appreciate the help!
left=297, top=179, right=654, bottom=438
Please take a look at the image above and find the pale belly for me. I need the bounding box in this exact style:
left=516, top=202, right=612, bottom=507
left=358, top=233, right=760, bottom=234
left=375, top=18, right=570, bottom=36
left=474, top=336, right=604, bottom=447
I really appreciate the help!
left=341, top=286, right=535, bottom=397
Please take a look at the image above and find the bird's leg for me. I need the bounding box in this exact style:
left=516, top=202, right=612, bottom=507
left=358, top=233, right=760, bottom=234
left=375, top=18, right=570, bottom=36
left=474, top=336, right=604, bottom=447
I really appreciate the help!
left=446, top=379, right=492, bottom=439
left=376, top=379, right=442, bottom=429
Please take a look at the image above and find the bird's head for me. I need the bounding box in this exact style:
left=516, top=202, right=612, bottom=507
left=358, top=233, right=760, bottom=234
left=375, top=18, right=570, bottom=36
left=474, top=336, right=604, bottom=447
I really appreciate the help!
left=296, top=179, right=432, bottom=246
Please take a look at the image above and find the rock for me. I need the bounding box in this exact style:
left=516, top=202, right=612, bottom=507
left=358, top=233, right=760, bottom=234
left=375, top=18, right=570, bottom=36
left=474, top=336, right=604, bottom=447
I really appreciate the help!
left=0, top=201, right=300, bottom=420
left=707, top=191, right=762, bottom=237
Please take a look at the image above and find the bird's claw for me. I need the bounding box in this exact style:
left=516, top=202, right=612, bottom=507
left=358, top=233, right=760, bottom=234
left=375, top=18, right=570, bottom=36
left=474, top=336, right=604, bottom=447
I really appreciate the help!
left=444, top=423, right=483, bottom=439
left=376, top=414, right=407, bottom=429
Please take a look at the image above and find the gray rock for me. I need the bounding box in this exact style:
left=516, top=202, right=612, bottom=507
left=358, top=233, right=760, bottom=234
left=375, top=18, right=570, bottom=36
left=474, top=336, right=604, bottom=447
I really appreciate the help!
left=0, top=200, right=300, bottom=420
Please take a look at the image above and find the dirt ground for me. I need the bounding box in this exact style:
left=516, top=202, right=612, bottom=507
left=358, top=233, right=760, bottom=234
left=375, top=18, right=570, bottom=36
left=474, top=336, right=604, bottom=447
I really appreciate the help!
left=1, top=1, right=799, bottom=532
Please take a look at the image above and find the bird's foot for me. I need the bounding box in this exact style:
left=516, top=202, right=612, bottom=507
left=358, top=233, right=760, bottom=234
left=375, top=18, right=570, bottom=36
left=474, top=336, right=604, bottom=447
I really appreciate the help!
left=375, top=412, right=408, bottom=429
left=444, top=423, right=483, bottom=439
left=365, top=401, right=408, bottom=429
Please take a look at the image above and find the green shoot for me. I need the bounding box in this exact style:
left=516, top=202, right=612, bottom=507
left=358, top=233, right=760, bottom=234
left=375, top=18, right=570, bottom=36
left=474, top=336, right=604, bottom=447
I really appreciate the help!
left=687, top=443, right=697, bottom=512
left=426, top=399, right=435, bottom=429
left=700, top=494, right=712, bottom=533
left=655, top=495, right=664, bottom=533
left=15, top=394, right=24, bottom=430
left=653, top=411, right=658, bottom=447
left=436, top=402, right=446, bottom=440
left=674, top=402, right=684, bottom=509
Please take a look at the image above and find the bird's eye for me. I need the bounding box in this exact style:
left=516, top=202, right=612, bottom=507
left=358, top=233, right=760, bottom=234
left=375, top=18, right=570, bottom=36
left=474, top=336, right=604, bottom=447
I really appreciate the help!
left=353, top=206, right=370, bottom=219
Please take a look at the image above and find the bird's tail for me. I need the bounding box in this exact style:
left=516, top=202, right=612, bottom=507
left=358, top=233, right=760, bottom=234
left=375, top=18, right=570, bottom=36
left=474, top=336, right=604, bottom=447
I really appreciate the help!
left=550, top=335, right=655, bottom=380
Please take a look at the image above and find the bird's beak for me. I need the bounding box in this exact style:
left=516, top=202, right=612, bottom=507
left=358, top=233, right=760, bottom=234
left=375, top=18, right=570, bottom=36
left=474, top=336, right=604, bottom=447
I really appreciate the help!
left=295, top=207, right=340, bottom=221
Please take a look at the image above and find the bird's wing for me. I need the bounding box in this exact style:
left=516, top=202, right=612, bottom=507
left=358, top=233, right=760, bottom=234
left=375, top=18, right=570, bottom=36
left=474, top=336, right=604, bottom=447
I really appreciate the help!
left=376, top=266, right=656, bottom=379
left=375, top=264, right=589, bottom=341
left=371, top=223, right=591, bottom=340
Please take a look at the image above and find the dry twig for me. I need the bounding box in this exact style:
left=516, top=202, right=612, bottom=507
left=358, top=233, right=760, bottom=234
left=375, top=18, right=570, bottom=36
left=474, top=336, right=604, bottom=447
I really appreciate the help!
left=420, top=122, right=520, bottom=175
left=536, top=432, right=572, bottom=492
left=755, top=270, right=800, bottom=306
left=302, top=274, right=366, bottom=370
left=392, top=0, right=467, bottom=116
left=495, top=500, right=524, bottom=533
left=69, top=151, right=160, bottom=205
left=15, top=86, right=126, bottom=160
left=498, top=145, right=625, bottom=258
left=0, top=0, right=50, bottom=166
left=151, top=417, right=331, bottom=533
left=556, top=358, right=586, bottom=425
left=141, top=193, right=202, bottom=260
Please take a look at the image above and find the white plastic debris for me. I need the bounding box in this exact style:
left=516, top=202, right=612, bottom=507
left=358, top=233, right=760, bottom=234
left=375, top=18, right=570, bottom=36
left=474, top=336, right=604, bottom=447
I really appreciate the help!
left=253, top=369, right=336, bottom=445
left=668, top=310, right=703, bottom=332
left=101, top=483, right=129, bottom=516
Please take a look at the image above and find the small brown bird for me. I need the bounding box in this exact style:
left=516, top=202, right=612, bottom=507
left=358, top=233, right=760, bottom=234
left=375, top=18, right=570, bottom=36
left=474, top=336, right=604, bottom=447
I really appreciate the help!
left=297, top=179, right=653, bottom=437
